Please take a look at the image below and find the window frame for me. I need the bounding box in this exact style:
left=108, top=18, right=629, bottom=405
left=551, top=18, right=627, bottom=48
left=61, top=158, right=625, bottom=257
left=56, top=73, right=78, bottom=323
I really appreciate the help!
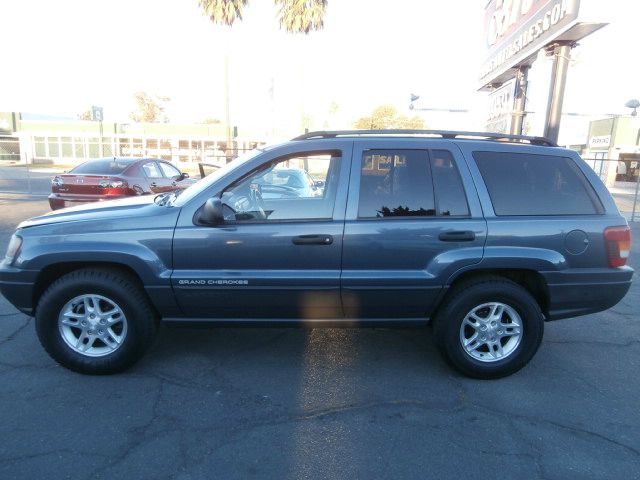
left=355, top=148, right=471, bottom=220
left=219, top=150, right=343, bottom=225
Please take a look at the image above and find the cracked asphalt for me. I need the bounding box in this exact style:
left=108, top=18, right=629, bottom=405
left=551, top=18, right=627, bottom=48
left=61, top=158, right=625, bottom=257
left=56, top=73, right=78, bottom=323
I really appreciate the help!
left=0, top=195, right=638, bottom=480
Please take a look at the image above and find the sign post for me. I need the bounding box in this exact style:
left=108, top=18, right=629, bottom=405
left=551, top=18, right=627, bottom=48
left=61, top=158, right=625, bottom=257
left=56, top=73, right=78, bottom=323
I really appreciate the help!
left=92, top=106, right=104, bottom=157
left=543, top=41, right=574, bottom=143
left=510, top=66, right=529, bottom=135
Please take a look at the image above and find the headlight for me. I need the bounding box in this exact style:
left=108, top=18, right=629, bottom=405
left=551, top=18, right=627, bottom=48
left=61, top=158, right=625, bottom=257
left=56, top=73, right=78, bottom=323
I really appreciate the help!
left=52, top=176, right=64, bottom=187
left=5, top=234, right=22, bottom=262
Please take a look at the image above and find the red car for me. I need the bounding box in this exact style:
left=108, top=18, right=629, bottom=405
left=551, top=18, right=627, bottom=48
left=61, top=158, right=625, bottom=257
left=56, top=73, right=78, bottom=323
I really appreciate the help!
left=49, top=157, right=193, bottom=210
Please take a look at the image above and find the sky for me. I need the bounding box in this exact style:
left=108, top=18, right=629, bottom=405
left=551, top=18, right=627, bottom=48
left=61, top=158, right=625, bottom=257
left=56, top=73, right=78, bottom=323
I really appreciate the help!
left=1, top=0, right=639, bottom=143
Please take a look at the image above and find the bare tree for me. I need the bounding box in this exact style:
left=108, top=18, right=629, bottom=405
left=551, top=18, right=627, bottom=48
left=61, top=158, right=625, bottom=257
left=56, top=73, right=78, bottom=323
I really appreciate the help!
left=129, top=92, right=171, bottom=123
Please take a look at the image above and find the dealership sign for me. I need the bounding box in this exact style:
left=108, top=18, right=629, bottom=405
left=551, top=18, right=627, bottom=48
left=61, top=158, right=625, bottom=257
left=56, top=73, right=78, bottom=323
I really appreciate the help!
left=589, top=134, right=611, bottom=149
left=486, top=79, right=516, bottom=134
left=480, top=0, right=606, bottom=88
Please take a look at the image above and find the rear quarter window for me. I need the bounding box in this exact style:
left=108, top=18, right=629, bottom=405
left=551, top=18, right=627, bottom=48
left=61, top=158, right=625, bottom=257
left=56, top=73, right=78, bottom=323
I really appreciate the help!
left=473, top=151, right=603, bottom=216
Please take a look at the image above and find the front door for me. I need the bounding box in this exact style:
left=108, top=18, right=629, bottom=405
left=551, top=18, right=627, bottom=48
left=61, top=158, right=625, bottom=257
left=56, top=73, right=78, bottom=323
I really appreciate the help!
left=341, top=140, right=486, bottom=319
left=171, top=145, right=351, bottom=319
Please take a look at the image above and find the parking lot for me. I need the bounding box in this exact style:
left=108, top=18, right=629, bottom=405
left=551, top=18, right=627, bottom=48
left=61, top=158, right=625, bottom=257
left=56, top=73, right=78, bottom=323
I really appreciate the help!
left=0, top=194, right=638, bottom=479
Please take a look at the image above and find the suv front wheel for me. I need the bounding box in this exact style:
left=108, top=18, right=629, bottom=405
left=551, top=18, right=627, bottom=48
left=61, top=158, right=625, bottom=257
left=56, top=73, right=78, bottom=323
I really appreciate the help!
left=433, top=276, right=544, bottom=379
left=35, top=268, right=158, bottom=374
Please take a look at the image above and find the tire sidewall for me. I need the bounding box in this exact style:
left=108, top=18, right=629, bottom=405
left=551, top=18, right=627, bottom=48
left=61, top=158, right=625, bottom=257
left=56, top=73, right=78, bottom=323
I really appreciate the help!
left=438, top=282, right=543, bottom=379
left=36, top=272, right=151, bottom=374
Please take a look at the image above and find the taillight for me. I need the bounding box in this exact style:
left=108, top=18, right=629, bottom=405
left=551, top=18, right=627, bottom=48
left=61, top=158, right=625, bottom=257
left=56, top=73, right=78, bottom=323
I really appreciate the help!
left=98, top=179, right=127, bottom=189
left=604, top=226, right=631, bottom=267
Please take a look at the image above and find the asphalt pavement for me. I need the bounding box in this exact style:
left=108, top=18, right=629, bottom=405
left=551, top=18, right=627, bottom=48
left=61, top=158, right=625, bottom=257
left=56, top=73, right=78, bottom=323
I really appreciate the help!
left=0, top=195, right=638, bottom=479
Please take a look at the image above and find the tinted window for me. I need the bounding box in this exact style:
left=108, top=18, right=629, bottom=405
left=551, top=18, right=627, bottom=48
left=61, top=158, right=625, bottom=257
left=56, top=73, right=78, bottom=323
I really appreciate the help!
left=221, top=152, right=340, bottom=221
left=142, top=162, right=162, bottom=178
left=358, top=150, right=435, bottom=218
left=71, top=159, right=133, bottom=174
left=474, top=152, right=602, bottom=215
left=431, top=150, right=469, bottom=216
left=159, top=162, right=180, bottom=178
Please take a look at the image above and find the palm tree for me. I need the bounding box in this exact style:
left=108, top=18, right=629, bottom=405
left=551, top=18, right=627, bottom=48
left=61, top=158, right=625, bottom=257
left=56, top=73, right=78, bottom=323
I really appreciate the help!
left=198, top=0, right=328, bottom=33
left=275, top=0, right=327, bottom=33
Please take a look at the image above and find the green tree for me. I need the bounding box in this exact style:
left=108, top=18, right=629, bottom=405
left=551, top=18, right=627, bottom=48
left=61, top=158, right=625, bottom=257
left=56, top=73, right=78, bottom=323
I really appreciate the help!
left=129, top=92, right=171, bottom=123
left=198, top=0, right=327, bottom=33
left=354, top=105, right=425, bottom=130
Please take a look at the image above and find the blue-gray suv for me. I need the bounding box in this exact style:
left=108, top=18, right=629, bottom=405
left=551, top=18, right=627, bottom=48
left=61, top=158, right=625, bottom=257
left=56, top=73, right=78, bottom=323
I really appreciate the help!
left=0, top=130, right=633, bottom=378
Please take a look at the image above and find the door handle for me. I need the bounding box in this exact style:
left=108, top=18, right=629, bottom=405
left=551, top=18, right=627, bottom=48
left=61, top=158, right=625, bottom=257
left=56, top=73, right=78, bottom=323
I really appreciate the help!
left=438, top=230, right=475, bottom=242
left=150, top=182, right=157, bottom=187
left=292, top=234, right=333, bottom=245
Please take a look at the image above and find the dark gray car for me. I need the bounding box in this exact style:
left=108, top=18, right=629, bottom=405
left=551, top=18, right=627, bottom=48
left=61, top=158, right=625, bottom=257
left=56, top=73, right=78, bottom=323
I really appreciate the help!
left=0, top=130, right=632, bottom=378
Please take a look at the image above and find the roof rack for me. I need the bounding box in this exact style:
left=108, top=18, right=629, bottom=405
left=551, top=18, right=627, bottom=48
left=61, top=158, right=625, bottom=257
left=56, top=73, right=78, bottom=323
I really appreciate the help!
left=291, top=129, right=557, bottom=147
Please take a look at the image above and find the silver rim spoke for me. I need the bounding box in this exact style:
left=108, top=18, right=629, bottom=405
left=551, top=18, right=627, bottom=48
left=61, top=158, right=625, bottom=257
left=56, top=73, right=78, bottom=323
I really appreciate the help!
left=58, top=294, right=128, bottom=358
left=459, top=302, right=523, bottom=363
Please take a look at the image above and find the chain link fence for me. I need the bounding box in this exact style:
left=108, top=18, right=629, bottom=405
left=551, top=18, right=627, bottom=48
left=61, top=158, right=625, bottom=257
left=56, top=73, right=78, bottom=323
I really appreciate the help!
left=583, top=157, right=640, bottom=222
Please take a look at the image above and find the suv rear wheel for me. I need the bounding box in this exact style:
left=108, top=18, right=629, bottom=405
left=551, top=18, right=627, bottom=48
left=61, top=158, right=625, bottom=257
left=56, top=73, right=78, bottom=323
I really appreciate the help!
left=35, top=268, right=158, bottom=374
left=433, top=276, right=544, bottom=379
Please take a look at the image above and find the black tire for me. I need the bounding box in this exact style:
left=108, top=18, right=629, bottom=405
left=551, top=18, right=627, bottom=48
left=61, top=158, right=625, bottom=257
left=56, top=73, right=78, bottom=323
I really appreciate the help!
left=35, top=268, right=158, bottom=375
left=433, top=276, right=544, bottom=379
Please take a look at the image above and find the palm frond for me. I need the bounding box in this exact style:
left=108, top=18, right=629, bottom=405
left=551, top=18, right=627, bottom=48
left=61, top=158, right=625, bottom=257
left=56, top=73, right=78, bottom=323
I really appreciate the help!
left=275, top=0, right=327, bottom=34
left=198, top=0, right=248, bottom=26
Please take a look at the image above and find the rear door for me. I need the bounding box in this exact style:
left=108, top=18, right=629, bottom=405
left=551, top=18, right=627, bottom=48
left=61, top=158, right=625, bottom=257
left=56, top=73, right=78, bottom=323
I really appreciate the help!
left=341, top=139, right=486, bottom=319
left=141, top=161, right=168, bottom=193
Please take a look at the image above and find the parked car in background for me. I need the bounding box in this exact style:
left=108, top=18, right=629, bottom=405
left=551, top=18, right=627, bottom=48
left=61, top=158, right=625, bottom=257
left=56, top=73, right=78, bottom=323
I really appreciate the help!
left=255, top=167, right=324, bottom=199
left=48, top=157, right=193, bottom=210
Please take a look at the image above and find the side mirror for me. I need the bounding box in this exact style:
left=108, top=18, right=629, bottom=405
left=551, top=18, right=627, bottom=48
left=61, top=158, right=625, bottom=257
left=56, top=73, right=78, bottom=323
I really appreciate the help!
left=200, top=197, right=224, bottom=225
left=177, top=172, right=189, bottom=181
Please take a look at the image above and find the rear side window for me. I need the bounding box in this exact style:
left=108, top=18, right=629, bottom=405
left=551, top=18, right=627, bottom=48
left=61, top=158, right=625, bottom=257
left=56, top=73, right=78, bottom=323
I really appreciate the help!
left=431, top=150, right=469, bottom=216
left=474, top=152, right=603, bottom=215
left=358, top=150, right=435, bottom=218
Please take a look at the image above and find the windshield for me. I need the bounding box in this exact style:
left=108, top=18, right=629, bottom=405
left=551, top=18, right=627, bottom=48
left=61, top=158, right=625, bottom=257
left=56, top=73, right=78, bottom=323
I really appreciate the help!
left=171, top=148, right=264, bottom=207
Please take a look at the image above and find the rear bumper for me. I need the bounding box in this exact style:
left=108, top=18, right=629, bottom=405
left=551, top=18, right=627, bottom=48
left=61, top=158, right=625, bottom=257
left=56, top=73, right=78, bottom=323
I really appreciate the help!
left=48, top=193, right=129, bottom=210
left=0, top=264, right=38, bottom=315
left=542, top=266, right=633, bottom=320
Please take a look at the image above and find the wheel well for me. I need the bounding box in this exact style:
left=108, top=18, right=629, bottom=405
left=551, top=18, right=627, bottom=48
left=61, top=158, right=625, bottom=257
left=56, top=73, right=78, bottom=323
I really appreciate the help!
left=32, top=262, right=145, bottom=310
left=446, top=269, right=549, bottom=315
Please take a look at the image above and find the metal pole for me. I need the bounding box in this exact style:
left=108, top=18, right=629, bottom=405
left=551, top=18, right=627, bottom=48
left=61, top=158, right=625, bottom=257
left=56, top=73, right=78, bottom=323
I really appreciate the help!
left=224, top=54, right=232, bottom=163
left=631, top=170, right=640, bottom=222
left=543, top=42, right=574, bottom=144
left=99, top=120, right=104, bottom=157
left=510, top=66, right=529, bottom=135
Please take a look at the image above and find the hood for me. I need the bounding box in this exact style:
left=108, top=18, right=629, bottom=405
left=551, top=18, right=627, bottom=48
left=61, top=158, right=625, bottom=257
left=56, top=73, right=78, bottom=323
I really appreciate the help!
left=19, top=194, right=170, bottom=229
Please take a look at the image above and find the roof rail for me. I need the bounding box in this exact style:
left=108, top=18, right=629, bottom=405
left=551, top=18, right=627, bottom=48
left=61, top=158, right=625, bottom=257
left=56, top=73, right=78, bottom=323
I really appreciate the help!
left=291, top=129, right=557, bottom=147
